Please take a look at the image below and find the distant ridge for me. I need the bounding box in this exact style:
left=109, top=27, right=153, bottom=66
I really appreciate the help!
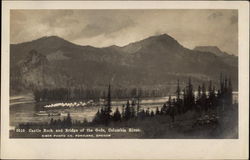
left=193, top=46, right=237, bottom=67
left=193, top=46, right=235, bottom=57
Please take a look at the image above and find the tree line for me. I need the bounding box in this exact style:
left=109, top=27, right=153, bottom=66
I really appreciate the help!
left=33, top=87, right=170, bottom=102
left=20, top=74, right=234, bottom=128
left=92, top=74, right=233, bottom=125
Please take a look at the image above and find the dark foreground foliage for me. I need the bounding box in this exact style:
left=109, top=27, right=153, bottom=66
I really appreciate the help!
left=11, top=103, right=238, bottom=138
left=92, top=75, right=233, bottom=126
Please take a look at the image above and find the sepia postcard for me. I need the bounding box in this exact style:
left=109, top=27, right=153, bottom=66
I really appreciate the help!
left=1, top=1, right=249, bottom=159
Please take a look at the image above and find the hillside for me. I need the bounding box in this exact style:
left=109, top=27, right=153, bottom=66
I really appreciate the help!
left=10, top=34, right=238, bottom=95
left=194, top=46, right=238, bottom=67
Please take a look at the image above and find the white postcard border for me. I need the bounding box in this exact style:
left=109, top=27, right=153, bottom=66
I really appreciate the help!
left=1, top=1, right=249, bottom=159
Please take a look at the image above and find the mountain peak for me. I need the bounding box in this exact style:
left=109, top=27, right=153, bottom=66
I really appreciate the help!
left=142, top=33, right=182, bottom=48
left=157, top=33, right=173, bottom=38
left=35, top=35, right=69, bottom=43
left=39, top=35, right=60, bottom=39
left=144, top=33, right=176, bottom=41
left=120, top=33, right=183, bottom=54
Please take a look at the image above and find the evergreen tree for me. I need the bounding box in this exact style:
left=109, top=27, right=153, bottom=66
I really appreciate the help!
left=169, top=99, right=175, bottom=122
left=175, top=80, right=183, bottom=114
left=103, top=84, right=112, bottom=125
left=145, top=108, right=150, bottom=117
left=208, top=81, right=213, bottom=110
left=113, top=107, right=122, bottom=122
left=220, top=73, right=224, bottom=95
left=155, top=107, right=160, bottom=115
left=136, top=89, right=141, bottom=116
left=161, top=103, right=167, bottom=115
left=121, top=104, right=125, bottom=118
left=65, top=113, right=72, bottom=128
left=50, top=118, right=54, bottom=127
left=197, top=85, right=201, bottom=100
left=183, top=88, right=187, bottom=112
left=208, top=81, right=216, bottom=110
left=227, top=77, right=233, bottom=105
left=195, top=85, right=202, bottom=114
left=124, top=100, right=131, bottom=120
left=186, top=78, right=195, bottom=111
left=224, top=77, right=228, bottom=93
left=83, top=118, right=88, bottom=124
left=93, top=109, right=101, bottom=123
left=131, top=100, right=136, bottom=118
left=138, top=109, right=146, bottom=119
left=201, top=83, right=207, bottom=112
left=176, top=79, right=181, bottom=101
left=150, top=110, right=155, bottom=117
left=166, top=95, right=172, bottom=115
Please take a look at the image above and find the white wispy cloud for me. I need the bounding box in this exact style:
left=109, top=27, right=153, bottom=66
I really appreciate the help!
left=10, top=9, right=238, bottom=55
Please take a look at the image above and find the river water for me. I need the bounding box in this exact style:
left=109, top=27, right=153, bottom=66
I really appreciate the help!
left=10, top=97, right=168, bottom=127
left=10, top=93, right=238, bottom=127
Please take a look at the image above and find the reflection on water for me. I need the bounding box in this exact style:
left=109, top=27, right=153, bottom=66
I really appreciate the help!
left=10, top=93, right=238, bottom=127
left=10, top=98, right=162, bottom=126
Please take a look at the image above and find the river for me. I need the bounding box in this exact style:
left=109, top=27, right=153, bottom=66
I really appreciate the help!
left=10, top=92, right=238, bottom=128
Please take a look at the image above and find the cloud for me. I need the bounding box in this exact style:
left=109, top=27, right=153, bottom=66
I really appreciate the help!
left=41, top=10, right=77, bottom=28
left=10, top=9, right=238, bottom=55
left=207, top=11, right=223, bottom=20
left=80, top=16, right=135, bottom=38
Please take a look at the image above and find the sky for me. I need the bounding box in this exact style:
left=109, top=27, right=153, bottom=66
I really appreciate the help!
left=10, top=9, right=238, bottom=55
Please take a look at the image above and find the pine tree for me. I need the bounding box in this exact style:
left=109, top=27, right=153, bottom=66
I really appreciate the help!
left=65, top=113, right=72, bottom=128
left=50, top=118, right=54, bottom=127
left=136, top=88, right=141, bottom=116
left=106, top=84, right=112, bottom=112
left=176, top=79, right=181, bottom=101
left=83, top=118, right=88, bottom=124
left=196, top=85, right=202, bottom=114
left=208, top=80, right=213, bottom=111
left=138, top=109, right=146, bottom=119
left=145, top=108, right=150, bottom=117
left=220, top=73, right=224, bottom=95
left=103, top=84, right=112, bottom=125
left=131, top=99, right=136, bottom=118
left=113, top=107, right=122, bottom=122
left=197, top=85, right=201, bottom=100
left=161, top=103, right=167, bottom=115
left=156, top=107, right=160, bottom=115
left=93, top=109, right=101, bottom=123
left=183, top=88, right=187, bottom=112
left=176, top=80, right=182, bottom=114
left=208, top=81, right=216, bottom=110
left=169, top=107, right=175, bottom=122
left=227, top=77, right=233, bottom=105
left=186, top=78, right=195, bottom=110
left=166, top=95, right=172, bottom=115
left=224, top=76, right=228, bottom=93
left=121, top=104, right=125, bottom=118
left=124, top=100, right=131, bottom=120
left=150, top=110, right=155, bottom=117
left=201, top=83, right=207, bottom=112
